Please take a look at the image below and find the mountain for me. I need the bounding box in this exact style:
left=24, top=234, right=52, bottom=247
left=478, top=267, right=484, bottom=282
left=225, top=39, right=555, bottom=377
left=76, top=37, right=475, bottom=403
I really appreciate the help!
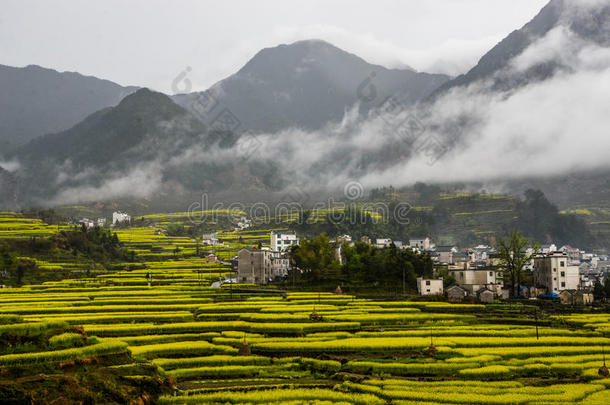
left=174, top=40, right=450, bottom=133
left=0, top=64, right=137, bottom=148
left=430, top=0, right=610, bottom=97
left=19, top=89, right=205, bottom=166
left=15, top=88, right=234, bottom=202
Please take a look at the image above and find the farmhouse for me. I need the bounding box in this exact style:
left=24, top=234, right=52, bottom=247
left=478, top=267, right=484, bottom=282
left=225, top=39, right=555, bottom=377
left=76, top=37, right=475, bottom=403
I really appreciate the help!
left=409, top=237, right=432, bottom=251
left=237, top=247, right=291, bottom=284
left=416, top=277, right=443, bottom=296
left=449, top=267, right=503, bottom=295
left=446, top=285, right=468, bottom=302
left=476, top=288, right=496, bottom=304
left=376, top=238, right=393, bottom=248
left=435, top=246, right=458, bottom=264
left=78, top=218, right=95, bottom=229
left=202, top=233, right=221, bottom=246
left=559, top=289, right=594, bottom=305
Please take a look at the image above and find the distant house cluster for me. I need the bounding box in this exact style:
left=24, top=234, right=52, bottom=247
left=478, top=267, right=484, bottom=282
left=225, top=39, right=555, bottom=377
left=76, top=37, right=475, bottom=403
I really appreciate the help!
left=74, top=211, right=132, bottom=229
left=202, top=233, right=221, bottom=246
left=425, top=239, right=606, bottom=304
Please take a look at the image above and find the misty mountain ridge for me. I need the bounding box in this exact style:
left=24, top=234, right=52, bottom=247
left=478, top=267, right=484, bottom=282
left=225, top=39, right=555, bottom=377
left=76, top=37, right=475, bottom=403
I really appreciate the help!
left=174, top=39, right=450, bottom=134
left=430, top=0, right=610, bottom=97
left=0, top=64, right=137, bottom=150
left=0, top=0, right=609, bottom=217
left=14, top=88, right=275, bottom=205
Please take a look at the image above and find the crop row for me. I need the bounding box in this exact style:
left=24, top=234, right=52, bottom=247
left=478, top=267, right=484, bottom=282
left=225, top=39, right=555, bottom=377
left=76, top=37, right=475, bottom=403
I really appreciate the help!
left=158, top=388, right=384, bottom=405
left=0, top=341, right=128, bottom=366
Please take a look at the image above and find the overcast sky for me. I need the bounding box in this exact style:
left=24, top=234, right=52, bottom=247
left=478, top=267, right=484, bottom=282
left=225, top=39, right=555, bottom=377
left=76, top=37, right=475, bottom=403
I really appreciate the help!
left=1, top=0, right=549, bottom=94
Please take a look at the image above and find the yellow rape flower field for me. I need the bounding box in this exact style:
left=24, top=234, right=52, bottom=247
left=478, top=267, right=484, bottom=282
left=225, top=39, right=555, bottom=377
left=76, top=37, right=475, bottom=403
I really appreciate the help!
left=1, top=212, right=609, bottom=404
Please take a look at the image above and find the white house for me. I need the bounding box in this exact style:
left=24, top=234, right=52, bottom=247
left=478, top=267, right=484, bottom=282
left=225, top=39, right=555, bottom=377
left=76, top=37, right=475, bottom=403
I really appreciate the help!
left=97, top=218, right=107, bottom=227
left=416, top=277, right=443, bottom=296
left=78, top=218, right=95, bottom=229
left=533, top=252, right=580, bottom=293
left=112, top=211, right=131, bottom=225
left=540, top=244, right=558, bottom=254
left=270, top=231, right=299, bottom=251
left=235, top=216, right=252, bottom=231
left=449, top=268, right=503, bottom=295
left=436, top=246, right=458, bottom=264
left=337, top=235, right=353, bottom=245
left=202, top=233, right=221, bottom=246
left=409, top=237, right=431, bottom=251
left=376, top=238, right=393, bottom=248
left=472, top=245, right=492, bottom=261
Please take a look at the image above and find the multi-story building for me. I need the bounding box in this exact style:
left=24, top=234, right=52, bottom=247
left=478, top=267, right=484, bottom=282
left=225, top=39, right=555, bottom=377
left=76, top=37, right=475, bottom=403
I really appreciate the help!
left=533, top=252, right=580, bottom=293
left=237, top=248, right=291, bottom=284
left=270, top=231, right=299, bottom=251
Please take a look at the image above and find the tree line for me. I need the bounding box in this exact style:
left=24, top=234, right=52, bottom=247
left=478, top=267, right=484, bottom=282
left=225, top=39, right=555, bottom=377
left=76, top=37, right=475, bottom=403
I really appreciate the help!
left=287, top=233, right=434, bottom=292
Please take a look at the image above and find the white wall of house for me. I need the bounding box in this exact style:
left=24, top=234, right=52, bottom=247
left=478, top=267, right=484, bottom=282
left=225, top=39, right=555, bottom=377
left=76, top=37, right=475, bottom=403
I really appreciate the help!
left=534, top=253, right=580, bottom=293
left=449, top=269, right=503, bottom=294
left=416, top=277, right=443, bottom=295
left=271, top=231, right=299, bottom=251
left=376, top=238, right=393, bottom=248
left=409, top=237, right=431, bottom=250
left=112, top=211, right=131, bottom=225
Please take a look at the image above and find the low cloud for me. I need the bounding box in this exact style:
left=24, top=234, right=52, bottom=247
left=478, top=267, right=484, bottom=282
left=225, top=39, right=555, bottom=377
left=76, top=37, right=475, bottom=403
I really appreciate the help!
left=46, top=163, right=165, bottom=206
left=0, top=160, right=21, bottom=172
left=25, top=5, right=610, bottom=206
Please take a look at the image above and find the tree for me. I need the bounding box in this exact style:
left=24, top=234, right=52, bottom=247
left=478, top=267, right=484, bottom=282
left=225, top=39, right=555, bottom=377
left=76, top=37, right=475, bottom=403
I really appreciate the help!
left=496, top=231, right=539, bottom=298
left=15, top=258, right=36, bottom=286
left=593, top=279, right=606, bottom=300
left=516, top=189, right=595, bottom=247
left=291, top=233, right=341, bottom=283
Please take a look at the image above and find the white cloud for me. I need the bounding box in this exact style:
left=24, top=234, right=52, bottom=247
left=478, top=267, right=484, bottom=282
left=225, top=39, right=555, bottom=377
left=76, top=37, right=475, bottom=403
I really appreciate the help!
left=0, top=160, right=20, bottom=172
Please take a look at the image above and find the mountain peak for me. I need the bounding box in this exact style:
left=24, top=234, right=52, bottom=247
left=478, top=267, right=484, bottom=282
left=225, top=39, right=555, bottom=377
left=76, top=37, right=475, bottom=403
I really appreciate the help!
left=429, top=0, right=610, bottom=97
left=174, top=39, right=449, bottom=134
left=0, top=63, right=137, bottom=146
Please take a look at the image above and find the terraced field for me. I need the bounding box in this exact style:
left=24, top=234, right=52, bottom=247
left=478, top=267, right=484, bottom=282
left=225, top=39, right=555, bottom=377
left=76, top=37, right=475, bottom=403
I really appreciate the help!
left=1, top=277, right=609, bottom=404
left=0, top=212, right=70, bottom=239
left=1, top=212, right=609, bottom=403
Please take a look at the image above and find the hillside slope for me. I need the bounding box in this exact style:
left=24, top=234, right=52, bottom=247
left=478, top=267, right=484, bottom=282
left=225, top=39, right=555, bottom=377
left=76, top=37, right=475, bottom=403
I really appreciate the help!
left=0, top=64, right=137, bottom=148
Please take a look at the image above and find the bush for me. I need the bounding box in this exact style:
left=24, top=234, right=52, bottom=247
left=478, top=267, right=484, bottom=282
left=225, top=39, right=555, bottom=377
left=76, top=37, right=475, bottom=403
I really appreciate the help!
left=48, top=332, right=84, bottom=349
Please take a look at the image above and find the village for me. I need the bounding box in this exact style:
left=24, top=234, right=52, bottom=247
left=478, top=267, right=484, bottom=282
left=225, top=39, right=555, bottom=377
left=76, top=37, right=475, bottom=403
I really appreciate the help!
left=71, top=211, right=609, bottom=305
left=233, top=232, right=609, bottom=305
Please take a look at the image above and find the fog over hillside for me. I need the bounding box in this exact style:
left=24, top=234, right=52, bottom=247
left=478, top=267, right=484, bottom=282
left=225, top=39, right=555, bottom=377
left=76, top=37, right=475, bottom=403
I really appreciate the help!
left=0, top=0, right=609, bottom=209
